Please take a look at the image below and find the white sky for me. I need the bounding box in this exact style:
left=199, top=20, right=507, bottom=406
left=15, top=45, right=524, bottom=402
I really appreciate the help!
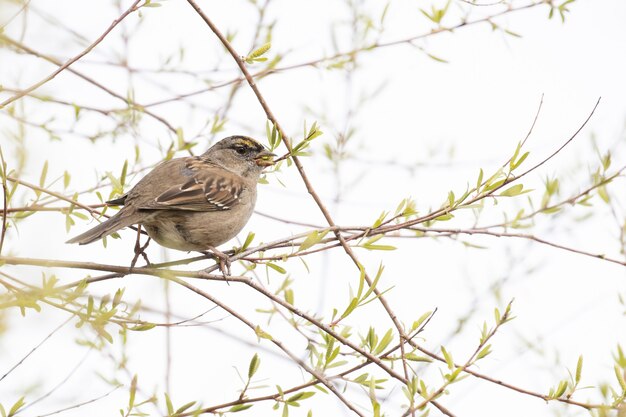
left=1, top=0, right=626, bottom=416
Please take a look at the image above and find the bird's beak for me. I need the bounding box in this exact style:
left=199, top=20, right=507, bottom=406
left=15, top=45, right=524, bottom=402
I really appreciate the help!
left=255, top=150, right=276, bottom=167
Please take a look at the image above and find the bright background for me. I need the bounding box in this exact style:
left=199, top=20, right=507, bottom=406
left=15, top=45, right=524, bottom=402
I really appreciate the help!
left=1, top=0, right=625, bottom=416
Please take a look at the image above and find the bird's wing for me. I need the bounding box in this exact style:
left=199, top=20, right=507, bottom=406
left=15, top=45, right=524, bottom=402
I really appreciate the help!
left=139, top=159, right=245, bottom=212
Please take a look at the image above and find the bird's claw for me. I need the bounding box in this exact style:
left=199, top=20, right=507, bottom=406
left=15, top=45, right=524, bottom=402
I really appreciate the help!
left=130, top=226, right=151, bottom=269
left=205, top=246, right=231, bottom=277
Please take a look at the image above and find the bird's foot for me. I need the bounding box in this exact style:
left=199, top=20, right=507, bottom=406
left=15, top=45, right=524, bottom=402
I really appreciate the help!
left=130, top=226, right=151, bottom=269
left=204, top=246, right=231, bottom=277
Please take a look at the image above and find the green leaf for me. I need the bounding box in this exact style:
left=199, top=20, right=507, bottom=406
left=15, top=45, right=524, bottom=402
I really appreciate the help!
left=614, top=364, right=626, bottom=391
left=106, top=171, right=122, bottom=194
left=65, top=213, right=75, bottom=232
left=113, top=288, right=124, bottom=307
left=266, top=262, right=286, bottom=274
left=120, top=160, right=128, bottom=187
left=411, top=311, right=433, bottom=333
left=39, top=160, right=49, bottom=188
left=361, top=263, right=383, bottom=302
left=63, top=171, right=71, bottom=189
left=427, top=53, right=448, bottom=63
left=164, top=393, right=174, bottom=416
left=499, top=184, right=524, bottom=197
left=229, top=404, right=253, bottom=412
left=601, top=152, right=611, bottom=171
left=441, top=346, right=453, bottom=369
left=476, top=344, right=491, bottom=360
left=509, top=141, right=521, bottom=171
left=176, top=128, right=185, bottom=149
left=284, top=288, right=294, bottom=305
left=504, top=28, right=522, bottom=38
left=420, top=1, right=450, bottom=24
left=541, top=206, right=561, bottom=214
left=575, top=355, right=583, bottom=384
left=511, top=151, right=529, bottom=171
left=210, top=114, right=227, bottom=134
left=372, top=211, right=388, bottom=228
left=248, top=353, right=260, bottom=378
left=175, top=401, right=197, bottom=415
left=129, top=375, right=137, bottom=409
left=405, top=353, right=432, bottom=362
left=447, top=191, right=455, bottom=208
left=246, top=42, right=271, bottom=64
left=129, top=323, right=156, bottom=331
left=72, top=103, right=81, bottom=120
left=339, top=297, right=358, bottom=320
left=298, top=230, right=329, bottom=252
left=360, top=235, right=396, bottom=251
left=476, top=168, right=484, bottom=189
left=597, top=185, right=610, bottom=203
left=255, top=325, right=272, bottom=340
left=241, top=232, right=255, bottom=251
left=286, top=391, right=315, bottom=403
left=7, top=397, right=25, bottom=417
left=555, top=380, right=568, bottom=398
left=266, top=121, right=282, bottom=151
left=373, top=329, right=394, bottom=355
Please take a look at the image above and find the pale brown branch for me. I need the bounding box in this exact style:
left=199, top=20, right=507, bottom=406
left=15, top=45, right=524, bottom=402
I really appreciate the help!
left=144, top=1, right=544, bottom=110
left=0, top=33, right=178, bottom=134
left=170, top=276, right=368, bottom=417
left=0, top=0, right=32, bottom=30
left=0, top=252, right=612, bottom=412
left=0, top=0, right=142, bottom=109
left=513, top=97, right=601, bottom=182
left=411, top=342, right=608, bottom=410
left=411, top=227, right=626, bottom=267
left=0, top=87, right=113, bottom=116
left=407, top=303, right=512, bottom=414
left=181, top=8, right=422, bottom=413
left=6, top=176, right=104, bottom=217
left=33, top=385, right=122, bottom=417
left=179, top=310, right=436, bottom=417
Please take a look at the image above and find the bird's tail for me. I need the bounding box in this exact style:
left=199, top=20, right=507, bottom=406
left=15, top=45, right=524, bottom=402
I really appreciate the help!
left=66, top=209, right=142, bottom=245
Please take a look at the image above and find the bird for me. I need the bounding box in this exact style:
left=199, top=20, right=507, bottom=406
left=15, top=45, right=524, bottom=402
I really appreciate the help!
left=67, top=136, right=275, bottom=261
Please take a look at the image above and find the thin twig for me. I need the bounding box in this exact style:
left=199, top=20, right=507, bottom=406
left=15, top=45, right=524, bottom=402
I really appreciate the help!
left=1, top=33, right=177, bottom=134
left=170, top=276, right=368, bottom=417
left=0, top=316, right=73, bottom=382
left=411, top=227, right=626, bottom=267
left=33, top=385, right=122, bottom=417
left=1, top=252, right=614, bottom=412
left=0, top=0, right=142, bottom=109
left=0, top=0, right=32, bottom=30
left=144, top=1, right=544, bottom=109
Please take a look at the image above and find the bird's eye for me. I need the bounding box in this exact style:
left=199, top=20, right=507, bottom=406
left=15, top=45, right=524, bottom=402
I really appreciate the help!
left=235, top=146, right=247, bottom=155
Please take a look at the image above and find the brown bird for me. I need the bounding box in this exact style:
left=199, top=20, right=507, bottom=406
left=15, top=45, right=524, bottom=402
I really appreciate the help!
left=67, top=136, right=275, bottom=259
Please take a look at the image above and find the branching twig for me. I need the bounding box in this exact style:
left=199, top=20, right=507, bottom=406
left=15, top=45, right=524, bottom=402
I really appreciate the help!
left=170, top=276, right=368, bottom=417
left=0, top=0, right=142, bottom=109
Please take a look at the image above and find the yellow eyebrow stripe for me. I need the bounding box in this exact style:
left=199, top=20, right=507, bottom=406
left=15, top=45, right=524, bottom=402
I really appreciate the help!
left=233, top=137, right=261, bottom=149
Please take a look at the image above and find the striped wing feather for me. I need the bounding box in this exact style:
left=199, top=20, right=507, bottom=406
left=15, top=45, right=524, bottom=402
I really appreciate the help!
left=139, top=162, right=244, bottom=212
